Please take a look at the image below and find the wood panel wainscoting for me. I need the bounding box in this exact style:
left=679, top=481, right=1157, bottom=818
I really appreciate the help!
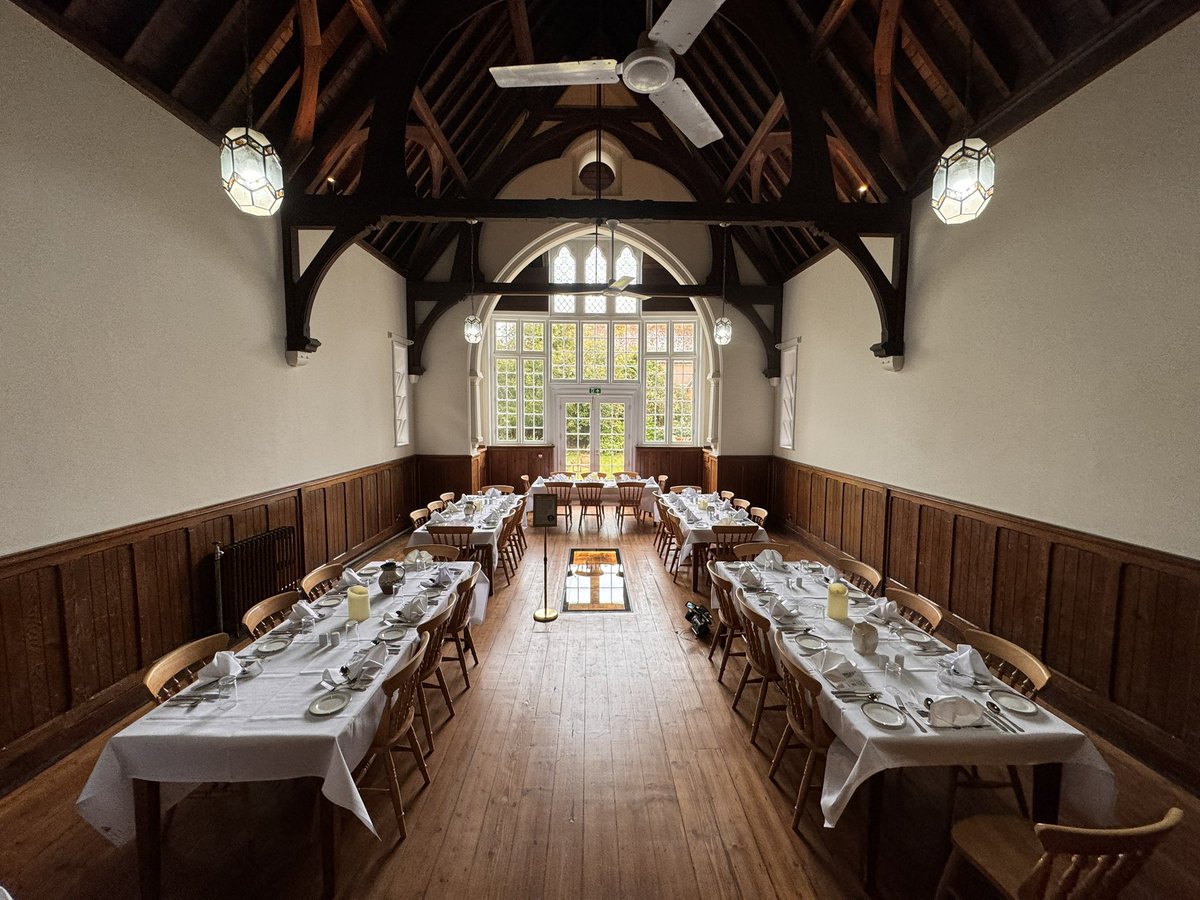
left=768, top=457, right=1200, bottom=792
left=703, top=451, right=773, bottom=507
left=0, top=456, right=417, bottom=797
left=635, top=446, right=704, bottom=488
left=412, top=454, right=474, bottom=499
left=483, top=445, right=554, bottom=488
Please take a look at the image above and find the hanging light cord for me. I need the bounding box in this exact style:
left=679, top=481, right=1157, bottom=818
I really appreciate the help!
left=468, top=220, right=477, bottom=316
left=241, top=0, right=254, bottom=126
left=720, top=226, right=728, bottom=317
left=961, top=0, right=977, bottom=145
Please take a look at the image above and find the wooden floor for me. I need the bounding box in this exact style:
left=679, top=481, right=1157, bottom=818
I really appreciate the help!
left=1, top=518, right=1197, bottom=899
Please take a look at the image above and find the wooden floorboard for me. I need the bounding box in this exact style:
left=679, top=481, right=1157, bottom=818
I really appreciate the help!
left=0, top=516, right=1196, bottom=899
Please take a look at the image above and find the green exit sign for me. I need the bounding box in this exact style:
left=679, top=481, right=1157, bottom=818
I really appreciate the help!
left=588, top=387, right=602, bottom=394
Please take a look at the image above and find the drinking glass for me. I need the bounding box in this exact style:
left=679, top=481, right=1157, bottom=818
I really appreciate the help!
left=217, top=675, right=238, bottom=711
left=883, top=658, right=903, bottom=695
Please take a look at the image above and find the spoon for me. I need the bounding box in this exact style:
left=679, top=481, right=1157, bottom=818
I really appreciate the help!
left=986, top=700, right=1024, bottom=732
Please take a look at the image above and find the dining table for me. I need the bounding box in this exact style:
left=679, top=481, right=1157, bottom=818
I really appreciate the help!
left=714, top=558, right=1115, bottom=889
left=530, top=475, right=660, bottom=515
left=407, top=492, right=527, bottom=589
left=76, top=560, right=487, bottom=900
left=661, top=491, right=769, bottom=592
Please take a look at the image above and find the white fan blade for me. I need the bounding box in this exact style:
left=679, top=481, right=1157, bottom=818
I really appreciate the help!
left=490, top=60, right=620, bottom=88
left=648, top=0, right=725, bottom=55
left=608, top=275, right=636, bottom=292
left=648, top=78, right=723, bottom=147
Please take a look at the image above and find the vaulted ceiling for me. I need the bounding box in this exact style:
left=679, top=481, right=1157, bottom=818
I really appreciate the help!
left=15, top=0, right=1195, bottom=284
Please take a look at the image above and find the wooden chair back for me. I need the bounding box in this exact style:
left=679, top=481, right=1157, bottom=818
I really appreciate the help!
left=242, top=590, right=299, bottom=639
left=549, top=471, right=574, bottom=478
left=735, top=589, right=779, bottom=680
left=143, top=633, right=230, bottom=703
left=617, top=481, right=644, bottom=507
left=657, top=475, right=668, bottom=492
left=614, top=471, right=640, bottom=479
left=750, top=506, right=768, bottom=525
left=446, top=564, right=480, bottom=635
left=418, top=544, right=463, bottom=562
left=1019, top=807, right=1183, bottom=900
left=670, top=484, right=703, bottom=493
left=372, top=633, right=429, bottom=749
left=426, top=525, right=474, bottom=557
left=439, top=492, right=456, bottom=503
left=585, top=472, right=607, bottom=480
left=576, top=482, right=604, bottom=504
left=719, top=490, right=735, bottom=500
left=481, top=484, right=515, bottom=494
left=300, top=563, right=343, bottom=599
left=520, top=475, right=531, bottom=493
left=410, top=508, right=430, bottom=529
left=427, top=500, right=446, bottom=513
left=886, top=587, right=944, bottom=634
left=707, top=562, right=743, bottom=631
left=666, top=511, right=688, bottom=548
left=771, top=630, right=833, bottom=749
left=837, top=557, right=882, bottom=595
left=963, top=628, right=1052, bottom=699
left=711, top=525, right=761, bottom=561
left=732, top=541, right=792, bottom=560
left=546, top=482, right=574, bottom=507
left=732, top=498, right=751, bottom=511
left=416, top=598, right=456, bottom=682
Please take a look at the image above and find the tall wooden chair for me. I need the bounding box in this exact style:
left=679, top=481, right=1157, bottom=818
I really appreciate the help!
left=935, top=807, right=1183, bottom=900
left=242, top=590, right=300, bottom=639
left=352, top=633, right=431, bottom=842
left=481, top=484, right=514, bottom=494
left=710, top=525, right=761, bottom=563
left=665, top=512, right=691, bottom=584
left=546, top=482, right=574, bottom=528
left=440, top=564, right=480, bottom=688
left=769, top=630, right=834, bottom=831
left=300, top=563, right=343, bottom=600
left=410, top=508, right=430, bottom=530
left=143, top=634, right=230, bottom=704
left=415, top=598, right=457, bottom=754
left=614, top=471, right=640, bottom=479
left=656, top=475, right=668, bottom=492
left=520, top=474, right=531, bottom=494
left=425, top=525, right=474, bottom=560
left=616, top=481, right=645, bottom=529
left=549, top=470, right=574, bottom=479
left=418, top=544, right=463, bottom=562
left=750, top=506, right=768, bottom=526
left=495, top=511, right=521, bottom=586
left=427, top=500, right=446, bottom=514
left=670, top=484, right=703, bottom=493
left=732, top=541, right=792, bottom=560
left=732, top=590, right=785, bottom=744
left=719, top=490, right=735, bottom=500
left=653, top=498, right=673, bottom=558
left=706, top=562, right=746, bottom=684
left=836, top=557, right=883, bottom=595
left=732, top=498, right=751, bottom=511
left=439, top=492, right=456, bottom=503
left=576, top=482, right=605, bottom=532
left=886, top=587, right=944, bottom=634
left=585, top=471, right=607, bottom=480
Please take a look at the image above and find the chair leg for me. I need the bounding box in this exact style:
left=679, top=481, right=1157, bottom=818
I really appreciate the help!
left=464, top=624, right=479, bottom=666
left=792, top=750, right=818, bottom=832
left=435, top=667, right=455, bottom=716
left=1007, top=766, right=1030, bottom=819
left=934, top=847, right=969, bottom=900
left=382, top=750, right=406, bottom=841
left=769, top=722, right=794, bottom=779
left=417, top=687, right=435, bottom=754
left=707, top=621, right=726, bottom=661
left=717, top=630, right=737, bottom=683
left=452, top=634, right=470, bottom=687
left=750, top=677, right=770, bottom=743
left=732, top=664, right=752, bottom=711
left=406, top=725, right=431, bottom=785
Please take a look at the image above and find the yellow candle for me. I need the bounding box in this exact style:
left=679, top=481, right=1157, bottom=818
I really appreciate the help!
left=827, top=582, right=849, bottom=620
left=348, top=585, right=371, bottom=623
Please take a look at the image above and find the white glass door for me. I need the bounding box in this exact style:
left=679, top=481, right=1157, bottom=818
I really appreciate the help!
left=559, top=396, right=629, bottom=474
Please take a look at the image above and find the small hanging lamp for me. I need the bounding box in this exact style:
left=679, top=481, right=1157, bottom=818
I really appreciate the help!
left=713, top=224, right=732, bottom=346
left=931, top=0, right=994, bottom=225
left=221, top=0, right=284, bottom=216
left=463, top=220, right=483, bottom=344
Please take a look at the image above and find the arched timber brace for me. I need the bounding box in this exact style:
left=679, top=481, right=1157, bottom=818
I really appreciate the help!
left=819, top=224, right=910, bottom=358
left=282, top=219, right=376, bottom=353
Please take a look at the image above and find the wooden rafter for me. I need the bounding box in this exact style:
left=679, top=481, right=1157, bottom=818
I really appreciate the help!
left=349, top=0, right=390, bottom=50
left=212, top=7, right=298, bottom=128
left=286, top=0, right=323, bottom=158
left=929, top=0, right=1011, bottom=99
left=412, top=88, right=470, bottom=190
left=811, top=0, right=860, bottom=56
left=874, top=0, right=906, bottom=174
left=722, top=94, right=785, bottom=196
left=507, top=0, right=535, bottom=65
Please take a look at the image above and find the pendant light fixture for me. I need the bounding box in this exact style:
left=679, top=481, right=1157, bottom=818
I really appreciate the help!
left=713, top=224, right=732, bottom=346
left=463, top=219, right=483, bottom=344
left=220, top=0, right=284, bottom=216
left=931, top=0, right=994, bottom=225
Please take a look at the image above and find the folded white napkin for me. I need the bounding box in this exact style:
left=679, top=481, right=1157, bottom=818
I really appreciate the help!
left=445, top=501, right=460, bottom=513
left=338, top=568, right=366, bottom=588
left=404, top=549, right=432, bottom=564
left=864, top=599, right=903, bottom=625
left=196, top=650, right=243, bottom=685
left=732, top=508, right=749, bottom=522
left=288, top=600, right=319, bottom=623
left=769, top=597, right=795, bottom=620
left=816, top=650, right=858, bottom=682
left=682, top=487, right=697, bottom=496
left=754, top=548, right=784, bottom=570
left=928, top=696, right=984, bottom=728
left=822, top=564, right=840, bottom=582
left=718, top=515, right=733, bottom=526
left=739, top=567, right=765, bottom=589
left=398, top=597, right=425, bottom=624
left=485, top=487, right=500, bottom=497
left=345, top=643, right=389, bottom=684
left=429, top=511, right=448, bottom=524
left=421, top=567, right=455, bottom=589
left=948, top=644, right=991, bottom=679
left=533, top=476, right=545, bottom=486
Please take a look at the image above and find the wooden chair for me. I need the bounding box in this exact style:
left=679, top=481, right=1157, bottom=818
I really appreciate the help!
left=415, top=598, right=457, bottom=754
left=427, top=500, right=446, bottom=514
left=653, top=497, right=673, bottom=558
left=242, top=590, right=299, bottom=639
left=481, top=484, right=515, bottom=494
left=886, top=587, right=944, bottom=634
left=143, top=633, right=230, bottom=704
left=546, top=481, right=574, bottom=528
left=732, top=590, right=785, bottom=744
left=441, top=563, right=480, bottom=688
left=614, top=471, right=640, bottom=479
left=495, top=511, right=521, bottom=586
left=710, top=525, right=762, bottom=564
left=439, top=492, right=456, bottom=503
left=732, top=498, right=751, bottom=511
left=750, top=506, right=768, bottom=526
left=952, top=628, right=1054, bottom=819
left=410, top=508, right=430, bottom=530
left=425, top=525, right=474, bottom=561
left=300, top=563, right=343, bottom=600
left=616, top=481, right=645, bottom=529
left=836, top=557, right=883, bottom=595
left=706, top=562, right=746, bottom=684
left=549, top=471, right=575, bottom=479
left=769, top=629, right=834, bottom=831
left=585, top=471, right=607, bottom=480
left=719, top=490, right=735, bottom=501
left=670, top=484, right=703, bottom=493
left=520, top=475, right=531, bottom=494
left=656, top=475, right=668, bottom=492
left=417, top=544, right=463, bottom=562
left=935, top=807, right=1183, bottom=900
left=576, top=482, right=604, bottom=532
left=352, top=633, right=431, bottom=842
left=732, top=541, right=793, bottom=561
left=665, top=512, right=691, bottom=584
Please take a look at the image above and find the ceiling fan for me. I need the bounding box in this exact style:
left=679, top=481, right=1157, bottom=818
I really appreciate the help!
left=489, top=0, right=726, bottom=148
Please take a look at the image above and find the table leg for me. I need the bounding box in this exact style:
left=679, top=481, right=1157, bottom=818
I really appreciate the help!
left=1031, top=762, right=1063, bottom=823
left=320, top=792, right=337, bottom=900
left=133, top=779, right=161, bottom=900
left=692, top=543, right=707, bottom=593
left=863, top=772, right=884, bottom=897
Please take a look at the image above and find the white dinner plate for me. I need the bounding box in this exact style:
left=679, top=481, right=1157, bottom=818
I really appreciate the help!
left=308, top=692, right=350, bottom=717
left=862, top=701, right=907, bottom=729
left=847, top=588, right=869, bottom=600
left=803, top=562, right=824, bottom=572
left=359, top=566, right=381, bottom=577
left=901, top=630, right=936, bottom=646
left=315, top=595, right=343, bottom=608
left=256, top=637, right=291, bottom=656
left=378, top=626, right=409, bottom=642
left=989, top=689, right=1039, bottom=716
left=793, top=634, right=828, bottom=654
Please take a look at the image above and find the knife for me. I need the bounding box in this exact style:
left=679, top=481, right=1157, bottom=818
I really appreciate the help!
left=892, top=691, right=927, bottom=733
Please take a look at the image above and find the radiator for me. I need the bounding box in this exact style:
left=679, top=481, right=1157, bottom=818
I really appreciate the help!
left=213, top=526, right=301, bottom=635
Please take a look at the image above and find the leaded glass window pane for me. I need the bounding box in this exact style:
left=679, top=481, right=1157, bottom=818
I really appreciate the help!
left=613, top=323, right=638, bottom=380
left=523, top=358, right=545, bottom=441
left=494, top=320, right=517, bottom=352
left=672, top=322, right=695, bottom=353
left=582, top=322, right=608, bottom=381
left=646, top=322, right=668, bottom=353
left=671, top=359, right=694, bottom=443
left=522, top=321, right=544, bottom=353
left=551, top=322, right=577, bottom=380
left=495, top=358, right=519, bottom=442
left=644, top=359, right=667, bottom=443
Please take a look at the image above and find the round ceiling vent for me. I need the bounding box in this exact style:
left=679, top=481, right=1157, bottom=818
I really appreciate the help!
left=579, top=160, right=616, bottom=193
left=621, top=45, right=675, bottom=94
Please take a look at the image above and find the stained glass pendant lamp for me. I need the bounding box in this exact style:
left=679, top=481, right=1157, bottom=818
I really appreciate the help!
left=464, top=220, right=483, bottom=343
left=221, top=0, right=283, bottom=216
left=713, top=225, right=732, bottom=346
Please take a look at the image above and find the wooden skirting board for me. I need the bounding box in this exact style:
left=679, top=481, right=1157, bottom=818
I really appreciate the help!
left=0, top=456, right=418, bottom=796
left=768, top=456, right=1200, bottom=793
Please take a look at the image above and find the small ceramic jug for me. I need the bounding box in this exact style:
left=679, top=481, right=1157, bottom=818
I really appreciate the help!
left=378, top=560, right=402, bottom=595
left=851, top=621, right=879, bottom=654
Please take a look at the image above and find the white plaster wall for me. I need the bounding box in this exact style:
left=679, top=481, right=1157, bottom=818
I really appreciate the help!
left=0, top=4, right=408, bottom=556
left=776, top=14, right=1200, bottom=559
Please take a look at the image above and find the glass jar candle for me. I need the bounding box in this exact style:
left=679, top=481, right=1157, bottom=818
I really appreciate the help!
left=348, top=585, right=371, bottom=623
left=827, top=582, right=849, bottom=620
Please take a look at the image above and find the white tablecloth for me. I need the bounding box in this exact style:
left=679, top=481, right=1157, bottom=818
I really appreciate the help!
left=77, top=562, right=482, bottom=846
left=662, top=494, right=768, bottom=559
left=408, top=494, right=527, bottom=568
left=715, top=562, right=1116, bottom=828
left=531, top=477, right=658, bottom=514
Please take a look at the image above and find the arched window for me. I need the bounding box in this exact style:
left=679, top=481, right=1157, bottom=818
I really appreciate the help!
left=584, top=245, right=607, bottom=314
left=614, top=246, right=639, bottom=314
left=552, top=246, right=576, bottom=314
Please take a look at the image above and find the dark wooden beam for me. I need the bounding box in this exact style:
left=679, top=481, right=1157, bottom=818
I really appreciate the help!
left=349, top=0, right=390, bottom=50
left=874, top=0, right=907, bottom=176
left=929, top=0, right=1011, bottom=99
left=282, top=219, right=376, bottom=353
left=407, top=282, right=784, bottom=303
left=999, top=0, right=1058, bottom=66
left=212, top=6, right=298, bottom=130
left=811, top=0, right=860, bottom=56
left=507, top=0, right=535, bottom=65
left=286, top=0, right=323, bottom=158
left=722, top=94, right=786, bottom=197
left=413, top=88, right=471, bottom=190
left=816, top=221, right=910, bottom=358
